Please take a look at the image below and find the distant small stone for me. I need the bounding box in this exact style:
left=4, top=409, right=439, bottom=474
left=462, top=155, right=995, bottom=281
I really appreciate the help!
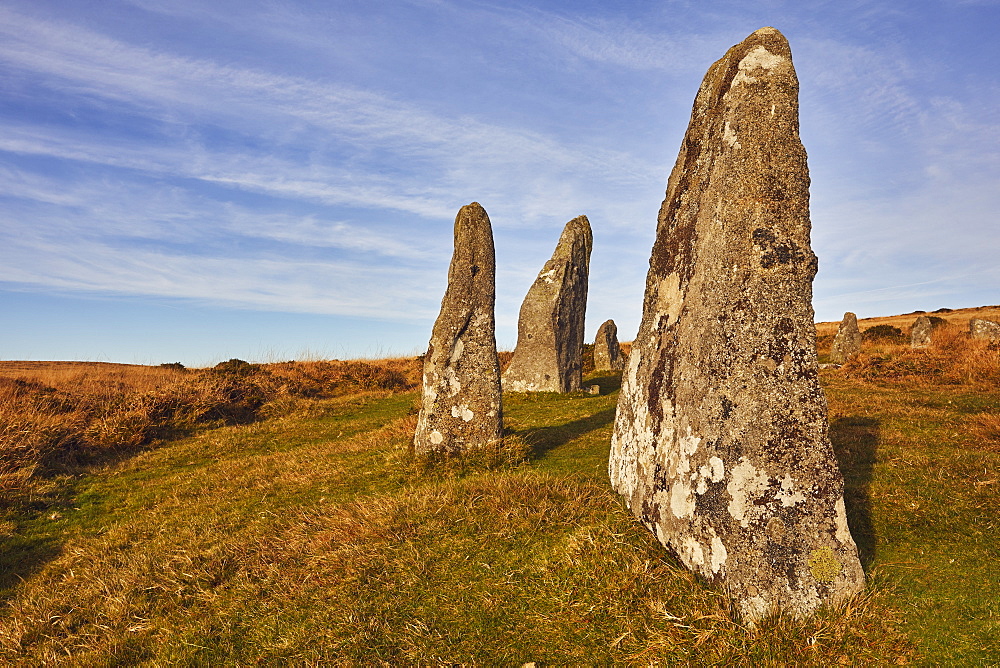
left=969, top=318, right=1000, bottom=342
left=829, top=312, right=861, bottom=364
left=911, top=316, right=934, bottom=349
left=587, top=384, right=601, bottom=395
left=413, top=202, right=503, bottom=455
left=594, top=319, right=625, bottom=371
left=503, top=216, right=593, bottom=393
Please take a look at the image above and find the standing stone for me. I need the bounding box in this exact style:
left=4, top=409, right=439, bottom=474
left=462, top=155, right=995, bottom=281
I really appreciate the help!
left=413, top=202, right=503, bottom=455
left=911, top=316, right=934, bottom=349
left=829, top=312, right=861, bottom=364
left=594, top=319, right=625, bottom=371
left=502, top=216, right=593, bottom=393
left=970, top=318, right=1000, bottom=341
left=609, top=28, right=864, bottom=621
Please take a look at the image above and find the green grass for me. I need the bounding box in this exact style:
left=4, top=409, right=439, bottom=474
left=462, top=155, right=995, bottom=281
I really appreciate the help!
left=824, top=376, right=1000, bottom=663
left=3, top=367, right=998, bottom=664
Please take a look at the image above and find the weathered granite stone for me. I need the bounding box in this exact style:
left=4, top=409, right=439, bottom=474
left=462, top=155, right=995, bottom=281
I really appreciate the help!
left=910, top=316, right=933, bottom=349
left=594, top=319, right=625, bottom=371
left=829, top=312, right=861, bottom=364
left=502, top=216, right=593, bottom=393
left=970, top=318, right=1000, bottom=341
left=609, top=28, right=864, bottom=621
left=413, top=202, right=503, bottom=455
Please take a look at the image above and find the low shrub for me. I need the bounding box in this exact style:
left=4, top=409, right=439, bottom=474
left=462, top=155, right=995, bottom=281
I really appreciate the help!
left=860, top=324, right=904, bottom=342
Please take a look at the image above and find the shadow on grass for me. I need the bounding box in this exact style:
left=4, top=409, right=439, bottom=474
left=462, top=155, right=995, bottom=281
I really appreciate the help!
left=517, top=407, right=617, bottom=459
left=583, top=373, right=622, bottom=395
left=829, top=416, right=878, bottom=570
left=0, top=529, right=62, bottom=603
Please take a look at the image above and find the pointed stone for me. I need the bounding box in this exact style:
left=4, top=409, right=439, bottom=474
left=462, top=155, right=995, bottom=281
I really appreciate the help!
left=969, top=318, right=1000, bottom=342
left=594, top=319, right=625, bottom=371
left=502, top=216, right=593, bottom=393
left=829, top=312, right=861, bottom=364
left=609, top=28, right=864, bottom=621
left=910, top=316, right=933, bottom=349
left=414, top=202, right=503, bottom=455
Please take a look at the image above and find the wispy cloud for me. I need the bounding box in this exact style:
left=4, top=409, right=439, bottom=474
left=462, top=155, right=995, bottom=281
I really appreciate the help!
left=0, top=6, right=658, bottom=223
left=0, top=230, right=441, bottom=320
left=0, top=1, right=997, bottom=354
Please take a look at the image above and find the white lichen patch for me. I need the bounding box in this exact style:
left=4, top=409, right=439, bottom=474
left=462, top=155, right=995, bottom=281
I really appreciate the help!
left=668, top=429, right=703, bottom=518
left=539, top=268, right=558, bottom=284
left=723, top=120, right=741, bottom=149
left=709, top=456, right=725, bottom=481
left=727, top=457, right=772, bottom=527
left=775, top=473, right=806, bottom=507
left=731, top=45, right=786, bottom=88
left=671, top=481, right=695, bottom=519
left=741, top=594, right=771, bottom=622
left=834, top=497, right=853, bottom=545
left=710, top=534, right=728, bottom=574
left=655, top=273, right=683, bottom=325
left=742, top=45, right=785, bottom=70
left=682, top=536, right=706, bottom=567
left=451, top=404, right=475, bottom=422
left=429, top=431, right=444, bottom=445
left=695, top=456, right=725, bottom=494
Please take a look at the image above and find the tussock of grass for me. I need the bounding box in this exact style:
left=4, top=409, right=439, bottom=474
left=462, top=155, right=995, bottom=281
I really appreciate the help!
left=408, top=433, right=533, bottom=476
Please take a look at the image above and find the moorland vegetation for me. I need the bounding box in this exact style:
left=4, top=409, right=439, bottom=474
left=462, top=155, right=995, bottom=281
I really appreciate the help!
left=0, top=308, right=997, bottom=663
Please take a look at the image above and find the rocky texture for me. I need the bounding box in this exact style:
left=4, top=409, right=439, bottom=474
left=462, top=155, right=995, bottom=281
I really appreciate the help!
left=829, top=312, right=861, bottom=364
left=502, top=216, right=593, bottom=393
left=609, top=28, right=864, bottom=622
left=594, top=319, right=626, bottom=371
left=414, top=202, right=503, bottom=455
left=970, top=318, right=1000, bottom=342
left=910, top=316, right=934, bottom=349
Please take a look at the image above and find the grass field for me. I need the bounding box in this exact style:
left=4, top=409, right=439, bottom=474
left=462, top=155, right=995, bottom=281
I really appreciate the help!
left=0, top=319, right=998, bottom=664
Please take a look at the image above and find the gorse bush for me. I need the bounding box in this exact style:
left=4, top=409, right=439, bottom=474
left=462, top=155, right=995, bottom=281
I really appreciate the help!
left=860, top=324, right=904, bottom=342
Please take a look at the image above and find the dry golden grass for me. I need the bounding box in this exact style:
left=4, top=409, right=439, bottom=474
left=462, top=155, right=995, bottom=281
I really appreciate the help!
left=836, top=325, right=1000, bottom=387
left=0, top=358, right=421, bottom=509
left=0, top=361, right=185, bottom=392
left=3, top=333, right=997, bottom=662
left=0, top=385, right=915, bottom=663
left=816, top=304, right=1000, bottom=339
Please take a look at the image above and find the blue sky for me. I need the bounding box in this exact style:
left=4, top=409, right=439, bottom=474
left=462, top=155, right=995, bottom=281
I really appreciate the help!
left=1, top=0, right=998, bottom=365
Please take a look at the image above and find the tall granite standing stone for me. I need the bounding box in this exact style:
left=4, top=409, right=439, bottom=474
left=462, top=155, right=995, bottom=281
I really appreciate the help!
left=829, top=312, right=861, bottom=364
left=594, top=319, right=625, bottom=371
left=502, top=216, right=593, bottom=393
left=969, top=318, right=1000, bottom=342
left=413, top=202, right=503, bottom=455
left=911, top=316, right=933, bottom=349
left=609, top=28, right=864, bottom=621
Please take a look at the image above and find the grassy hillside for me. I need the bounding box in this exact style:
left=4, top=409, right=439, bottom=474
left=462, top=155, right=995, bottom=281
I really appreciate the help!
left=1, top=320, right=998, bottom=663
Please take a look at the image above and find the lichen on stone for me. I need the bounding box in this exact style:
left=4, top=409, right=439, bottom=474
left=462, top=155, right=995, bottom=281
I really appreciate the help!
left=808, top=547, right=842, bottom=583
